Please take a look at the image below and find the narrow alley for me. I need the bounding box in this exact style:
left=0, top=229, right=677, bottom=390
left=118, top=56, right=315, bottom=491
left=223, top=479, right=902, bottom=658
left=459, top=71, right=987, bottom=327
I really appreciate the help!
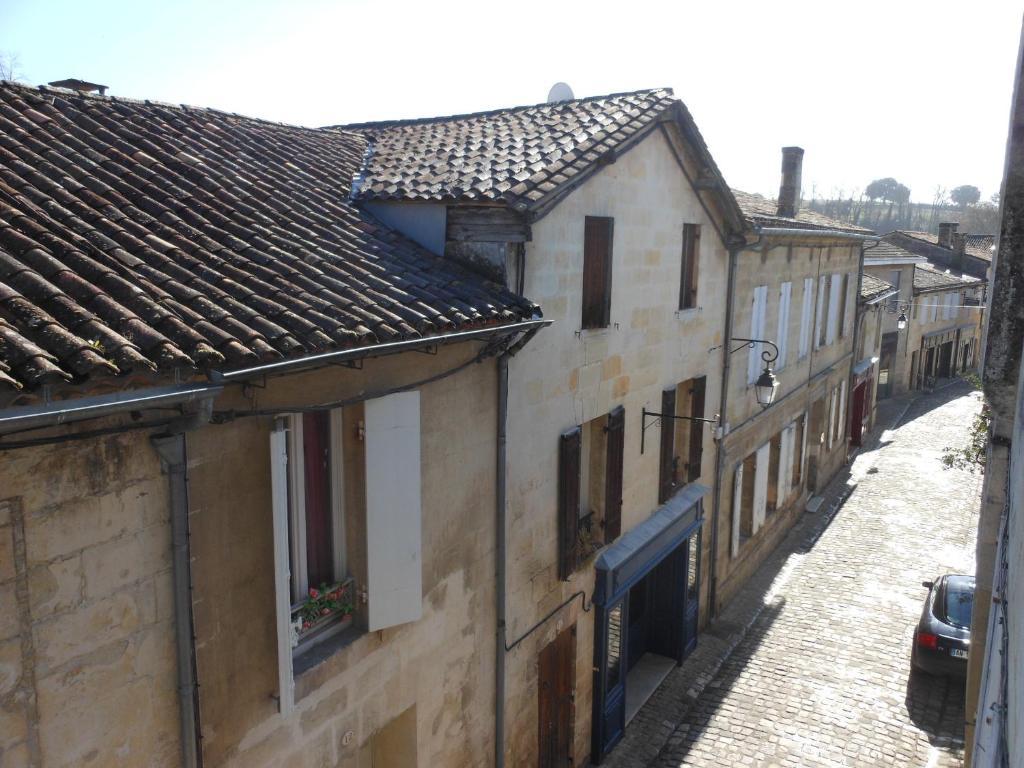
left=610, top=383, right=984, bottom=768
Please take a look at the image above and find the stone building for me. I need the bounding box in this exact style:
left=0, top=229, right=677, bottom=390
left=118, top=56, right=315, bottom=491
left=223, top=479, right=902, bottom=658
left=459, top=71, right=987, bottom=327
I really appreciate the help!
left=968, top=22, right=1024, bottom=767
left=852, top=273, right=898, bottom=445
left=885, top=223, right=994, bottom=280
left=0, top=80, right=544, bottom=768
left=719, top=163, right=877, bottom=612
left=864, top=238, right=986, bottom=396
left=341, top=88, right=748, bottom=766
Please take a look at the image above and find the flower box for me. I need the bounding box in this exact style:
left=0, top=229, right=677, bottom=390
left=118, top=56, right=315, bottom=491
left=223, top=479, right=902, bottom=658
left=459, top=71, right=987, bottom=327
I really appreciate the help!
left=291, top=578, right=355, bottom=651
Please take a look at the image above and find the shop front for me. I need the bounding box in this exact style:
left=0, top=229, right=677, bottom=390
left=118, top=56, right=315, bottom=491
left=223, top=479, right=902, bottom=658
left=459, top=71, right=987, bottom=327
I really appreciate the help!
left=590, top=484, right=706, bottom=763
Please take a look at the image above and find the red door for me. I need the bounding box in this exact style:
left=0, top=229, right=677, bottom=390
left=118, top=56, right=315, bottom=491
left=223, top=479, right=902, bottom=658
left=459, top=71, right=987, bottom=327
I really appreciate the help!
left=849, top=382, right=867, bottom=447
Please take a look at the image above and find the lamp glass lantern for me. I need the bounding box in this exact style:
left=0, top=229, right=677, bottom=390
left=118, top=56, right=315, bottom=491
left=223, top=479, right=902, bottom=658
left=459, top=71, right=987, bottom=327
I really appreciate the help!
left=754, top=366, right=779, bottom=408
left=897, top=312, right=908, bottom=331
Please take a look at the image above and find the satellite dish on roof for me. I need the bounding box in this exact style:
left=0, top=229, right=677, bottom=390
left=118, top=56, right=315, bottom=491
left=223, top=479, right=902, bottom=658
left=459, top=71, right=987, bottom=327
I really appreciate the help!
left=547, top=82, right=574, bottom=103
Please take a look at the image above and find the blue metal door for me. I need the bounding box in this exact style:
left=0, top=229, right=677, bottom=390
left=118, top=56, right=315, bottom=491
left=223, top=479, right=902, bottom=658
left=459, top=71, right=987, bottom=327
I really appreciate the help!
left=591, top=598, right=626, bottom=760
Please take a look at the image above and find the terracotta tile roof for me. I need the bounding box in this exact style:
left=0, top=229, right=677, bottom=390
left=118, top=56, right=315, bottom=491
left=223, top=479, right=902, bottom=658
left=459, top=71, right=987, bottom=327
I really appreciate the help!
left=860, top=273, right=896, bottom=302
left=894, top=230, right=994, bottom=263
left=0, top=82, right=538, bottom=392
left=913, top=261, right=980, bottom=292
left=731, top=190, right=874, bottom=234
left=339, top=88, right=742, bottom=223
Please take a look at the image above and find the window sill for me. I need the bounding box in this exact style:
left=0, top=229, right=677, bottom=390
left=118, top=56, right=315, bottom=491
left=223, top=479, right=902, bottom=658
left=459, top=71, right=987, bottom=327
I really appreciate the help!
left=675, top=307, right=701, bottom=321
left=293, top=614, right=362, bottom=678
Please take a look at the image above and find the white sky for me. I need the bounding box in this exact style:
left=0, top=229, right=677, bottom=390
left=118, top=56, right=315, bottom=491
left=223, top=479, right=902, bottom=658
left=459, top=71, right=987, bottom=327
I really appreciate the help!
left=2, top=0, right=1020, bottom=202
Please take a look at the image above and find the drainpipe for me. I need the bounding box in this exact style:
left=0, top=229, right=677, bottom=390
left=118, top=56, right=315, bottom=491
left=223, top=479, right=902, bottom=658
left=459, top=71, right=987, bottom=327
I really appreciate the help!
left=495, top=351, right=509, bottom=768
left=152, top=408, right=211, bottom=768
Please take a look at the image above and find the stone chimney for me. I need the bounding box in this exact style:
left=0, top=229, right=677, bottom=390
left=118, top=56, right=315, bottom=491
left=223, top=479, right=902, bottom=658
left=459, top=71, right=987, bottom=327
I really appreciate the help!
left=777, top=146, right=804, bottom=218
left=952, top=232, right=967, bottom=272
left=937, top=222, right=959, bottom=249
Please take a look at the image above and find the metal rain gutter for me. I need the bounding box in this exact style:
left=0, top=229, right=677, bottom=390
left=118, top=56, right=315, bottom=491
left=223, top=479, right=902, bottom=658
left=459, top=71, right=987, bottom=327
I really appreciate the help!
left=756, top=226, right=880, bottom=243
left=210, top=318, right=551, bottom=382
left=0, top=383, right=223, bottom=435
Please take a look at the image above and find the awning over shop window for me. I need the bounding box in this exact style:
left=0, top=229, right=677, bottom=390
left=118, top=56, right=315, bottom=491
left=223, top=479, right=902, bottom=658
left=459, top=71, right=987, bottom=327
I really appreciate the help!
left=594, top=483, right=708, bottom=606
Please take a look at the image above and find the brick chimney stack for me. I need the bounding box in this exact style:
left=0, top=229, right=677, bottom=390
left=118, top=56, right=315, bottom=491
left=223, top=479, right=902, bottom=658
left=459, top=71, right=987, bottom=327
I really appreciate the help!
left=952, top=232, right=967, bottom=273
left=777, top=147, right=804, bottom=218
left=937, top=222, right=959, bottom=249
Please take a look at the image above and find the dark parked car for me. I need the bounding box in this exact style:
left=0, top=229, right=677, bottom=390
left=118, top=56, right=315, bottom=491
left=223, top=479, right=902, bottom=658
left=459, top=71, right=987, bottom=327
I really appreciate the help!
left=911, top=574, right=974, bottom=677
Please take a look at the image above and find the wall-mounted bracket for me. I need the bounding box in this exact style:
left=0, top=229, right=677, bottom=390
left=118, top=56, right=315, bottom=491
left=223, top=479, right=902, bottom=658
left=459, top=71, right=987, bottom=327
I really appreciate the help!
left=640, top=407, right=719, bottom=455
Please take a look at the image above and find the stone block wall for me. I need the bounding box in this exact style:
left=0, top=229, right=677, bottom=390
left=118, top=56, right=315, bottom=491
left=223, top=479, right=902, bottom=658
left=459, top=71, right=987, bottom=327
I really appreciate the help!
left=0, top=429, right=181, bottom=767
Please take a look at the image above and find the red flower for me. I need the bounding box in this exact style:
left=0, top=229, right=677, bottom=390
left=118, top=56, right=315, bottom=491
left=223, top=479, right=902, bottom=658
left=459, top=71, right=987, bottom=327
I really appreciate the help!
left=309, top=588, right=319, bottom=599
left=329, top=590, right=341, bottom=601
left=302, top=621, right=311, bottom=630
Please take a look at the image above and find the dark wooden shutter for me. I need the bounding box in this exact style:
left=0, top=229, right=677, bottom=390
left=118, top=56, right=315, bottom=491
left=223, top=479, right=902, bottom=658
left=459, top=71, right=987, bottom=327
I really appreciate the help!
left=604, top=406, right=625, bottom=542
left=680, top=224, right=701, bottom=310
left=687, top=377, right=706, bottom=482
left=558, top=427, right=582, bottom=580
left=582, top=217, right=614, bottom=329
left=658, top=388, right=676, bottom=503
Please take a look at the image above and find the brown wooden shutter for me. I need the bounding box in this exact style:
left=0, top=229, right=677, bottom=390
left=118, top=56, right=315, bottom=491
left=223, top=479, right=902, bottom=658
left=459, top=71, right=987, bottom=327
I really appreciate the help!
left=687, top=377, right=706, bottom=482
left=558, top=427, right=582, bottom=580
left=582, top=217, right=614, bottom=329
left=680, top=224, right=701, bottom=310
left=658, top=388, right=676, bottom=503
left=604, top=406, right=625, bottom=542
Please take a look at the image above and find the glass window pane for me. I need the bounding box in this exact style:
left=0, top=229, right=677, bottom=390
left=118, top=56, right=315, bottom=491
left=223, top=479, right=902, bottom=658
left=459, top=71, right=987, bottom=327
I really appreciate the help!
left=944, top=576, right=975, bottom=629
left=607, top=603, right=624, bottom=688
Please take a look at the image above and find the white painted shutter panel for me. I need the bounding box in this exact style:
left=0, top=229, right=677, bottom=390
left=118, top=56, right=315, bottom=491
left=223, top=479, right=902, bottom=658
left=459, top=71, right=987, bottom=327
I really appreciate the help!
left=365, top=391, right=422, bottom=631
left=779, top=425, right=794, bottom=503
left=814, top=275, right=827, bottom=348
left=800, top=409, right=810, bottom=483
left=748, top=286, right=767, bottom=384
left=827, top=389, right=837, bottom=450
left=799, top=278, right=813, bottom=359
left=826, top=274, right=841, bottom=345
left=731, top=463, right=743, bottom=558
left=837, top=380, right=847, bottom=444
left=269, top=421, right=295, bottom=714
left=840, top=275, right=853, bottom=338
left=752, top=443, right=770, bottom=533
left=777, top=282, right=791, bottom=370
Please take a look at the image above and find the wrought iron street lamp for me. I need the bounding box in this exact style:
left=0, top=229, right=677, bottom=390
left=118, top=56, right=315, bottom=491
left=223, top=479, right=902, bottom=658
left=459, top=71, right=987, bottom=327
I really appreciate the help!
left=730, top=337, right=781, bottom=408
left=896, top=312, right=908, bottom=331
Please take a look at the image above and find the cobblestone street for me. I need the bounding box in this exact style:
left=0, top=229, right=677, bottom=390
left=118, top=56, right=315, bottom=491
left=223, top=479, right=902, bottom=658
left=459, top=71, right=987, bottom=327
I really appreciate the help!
left=609, top=383, right=984, bottom=768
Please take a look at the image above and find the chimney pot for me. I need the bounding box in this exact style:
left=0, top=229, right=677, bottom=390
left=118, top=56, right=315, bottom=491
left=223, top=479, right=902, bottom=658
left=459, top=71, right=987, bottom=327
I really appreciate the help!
left=777, top=146, right=804, bottom=218
left=937, top=222, right=959, bottom=249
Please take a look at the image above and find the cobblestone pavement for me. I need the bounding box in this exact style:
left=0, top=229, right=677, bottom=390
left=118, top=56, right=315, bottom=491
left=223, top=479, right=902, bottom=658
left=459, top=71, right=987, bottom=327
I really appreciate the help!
left=608, top=383, right=983, bottom=768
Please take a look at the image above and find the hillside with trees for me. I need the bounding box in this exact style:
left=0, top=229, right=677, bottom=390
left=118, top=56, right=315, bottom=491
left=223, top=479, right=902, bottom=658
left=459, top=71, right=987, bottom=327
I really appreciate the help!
left=804, top=178, right=999, bottom=235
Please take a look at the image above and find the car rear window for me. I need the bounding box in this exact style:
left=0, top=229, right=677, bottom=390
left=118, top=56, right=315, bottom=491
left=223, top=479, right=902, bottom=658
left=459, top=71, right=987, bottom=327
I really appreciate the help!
left=944, top=576, right=975, bottom=629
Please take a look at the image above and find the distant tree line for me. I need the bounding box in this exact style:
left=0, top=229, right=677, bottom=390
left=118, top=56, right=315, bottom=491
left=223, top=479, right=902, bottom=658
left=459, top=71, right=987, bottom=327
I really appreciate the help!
left=805, top=178, right=999, bottom=235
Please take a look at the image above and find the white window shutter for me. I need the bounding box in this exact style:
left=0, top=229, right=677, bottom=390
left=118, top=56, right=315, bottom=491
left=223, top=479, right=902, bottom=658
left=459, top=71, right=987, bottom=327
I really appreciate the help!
left=826, top=274, right=840, bottom=345
left=800, top=410, right=809, bottom=482
left=777, top=282, right=791, bottom=369
left=365, top=391, right=423, bottom=631
left=814, top=275, right=827, bottom=349
left=753, top=443, right=770, bottom=533
left=779, top=425, right=794, bottom=503
left=748, top=286, right=767, bottom=384
left=269, top=421, right=295, bottom=714
left=840, top=276, right=852, bottom=338
left=827, top=390, right=837, bottom=450
left=799, top=278, right=813, bottom=359
left=731, top=462, right=744, bottom=558
left=838, top=380, right=847, bottom=444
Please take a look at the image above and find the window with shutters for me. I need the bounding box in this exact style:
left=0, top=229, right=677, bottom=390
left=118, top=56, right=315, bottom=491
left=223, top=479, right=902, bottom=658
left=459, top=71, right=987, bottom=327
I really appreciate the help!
left=791, top=413, right=807, bottom=491
left=269, top=393, right=423, bottom=713
left=582, top=217, right=614, bottom=329
left=738, top=453, right=757, bottom=541
left=559, top=407, right=625, bottom=578
left=747, top=286, right=768, bottom=385
left=766, top=432, right=782, bottom=513
left=815, top=274, right=829, bottom=349
left=679, top=224, right=700, bottom=310
left=798, top=277, right=814, bottom=360
left=838, top=274, right=850, bottom=338
left=776, top=282, right=792, bottom=370
left=669, top=377, right=707, bottom=494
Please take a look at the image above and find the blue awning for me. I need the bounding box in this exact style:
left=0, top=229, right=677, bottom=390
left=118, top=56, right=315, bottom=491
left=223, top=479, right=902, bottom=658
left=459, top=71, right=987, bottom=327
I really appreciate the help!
left=594, top=483, right=708, bottom=605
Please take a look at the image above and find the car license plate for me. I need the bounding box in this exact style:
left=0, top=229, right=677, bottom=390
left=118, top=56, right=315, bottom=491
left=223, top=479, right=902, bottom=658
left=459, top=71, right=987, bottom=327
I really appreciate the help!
left=950, top=648, right=968, bottom=659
